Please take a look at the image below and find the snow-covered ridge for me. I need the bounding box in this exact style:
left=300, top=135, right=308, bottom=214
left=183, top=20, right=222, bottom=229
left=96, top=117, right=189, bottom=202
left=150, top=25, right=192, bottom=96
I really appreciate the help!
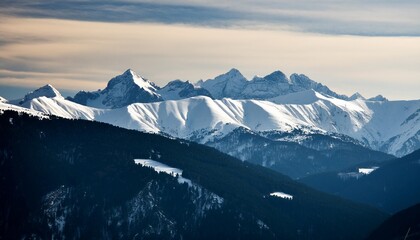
left=3, top=73, right=420, bottom=156
left=0, top=101, right=49, bottom=119
left=2, top=82, right=419, bottom=157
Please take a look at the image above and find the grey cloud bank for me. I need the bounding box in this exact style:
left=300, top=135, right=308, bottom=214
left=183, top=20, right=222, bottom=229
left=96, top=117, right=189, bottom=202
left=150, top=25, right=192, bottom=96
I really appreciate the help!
left=1, top=0, right=420, bottom=36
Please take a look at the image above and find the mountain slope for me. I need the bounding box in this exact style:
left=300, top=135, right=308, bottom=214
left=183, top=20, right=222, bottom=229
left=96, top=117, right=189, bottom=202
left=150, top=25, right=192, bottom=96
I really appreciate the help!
left=0, top=110, right=387, bottom=239
left=300, top=149, right=420, bottom=213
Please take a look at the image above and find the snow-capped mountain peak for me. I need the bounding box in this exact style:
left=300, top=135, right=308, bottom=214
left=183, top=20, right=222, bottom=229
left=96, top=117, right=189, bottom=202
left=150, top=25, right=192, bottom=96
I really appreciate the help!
left=198, top=68, right=248, bottom=99
left=214, top=68, right=247, bottom=83
left=106, top=69, right=159, bottom=94
left=69, top=69, right=163, bottom=108
left=19, top=84, right=62, bottom=104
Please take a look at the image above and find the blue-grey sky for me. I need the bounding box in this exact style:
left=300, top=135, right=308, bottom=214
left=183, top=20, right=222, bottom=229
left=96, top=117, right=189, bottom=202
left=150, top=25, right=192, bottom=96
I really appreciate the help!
left=0, top=0, right=419, bottom=99
left=2, top=0, right=420, bottom=36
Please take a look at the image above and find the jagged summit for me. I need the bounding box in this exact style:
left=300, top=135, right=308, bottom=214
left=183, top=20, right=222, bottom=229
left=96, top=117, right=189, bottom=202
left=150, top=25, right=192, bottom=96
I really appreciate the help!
left=349, top=92, right=366, bottom=100
left=199, top=68, right=349, bottom=100
left=290, top=73, right=312, bottom=86
left=105, top=69, right=159, bottom=94
left=19, top=84, right=62, bottom=104
left=69, top=69, right=162, bottom=108
left=217, top=68, right=247, bottom=80
left=158, top=79, right=212, bottom=100
left=197, top=68, right=248, bottom=99
left=368, top=95, right=388, bottom=101
left=290, top=74, right=348, bottom=100
left=226, top=67, right=240, bottom=74
left=123, top=68, right=135, bottom=75
left=263, top=70, right=289, bottom=83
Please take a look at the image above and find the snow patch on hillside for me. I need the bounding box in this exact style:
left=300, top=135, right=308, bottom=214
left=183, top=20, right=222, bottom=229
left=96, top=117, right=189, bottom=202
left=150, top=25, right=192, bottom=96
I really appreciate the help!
left=338, top=167, right=379, bottom=180
left=134, top=159, right=192, bottom=185
left=134, top=159, right=224, bottom=204
left=359, top=167, right=379, bottom=175
left=270, top=192, right=293, bottom=200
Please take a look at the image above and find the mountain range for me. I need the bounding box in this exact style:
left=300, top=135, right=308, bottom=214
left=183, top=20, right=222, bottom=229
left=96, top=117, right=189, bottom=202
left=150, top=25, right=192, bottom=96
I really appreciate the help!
left=1, top=68, right=419, bottom=239
left=1, top=69, right=419, bottom=165
left=197, top=68, right=350, bottom=100
left=67, top=68, right=384, bottom=107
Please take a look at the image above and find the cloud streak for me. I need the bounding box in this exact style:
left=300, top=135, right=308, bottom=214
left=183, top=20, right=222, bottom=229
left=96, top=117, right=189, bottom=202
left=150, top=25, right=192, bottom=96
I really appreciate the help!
left=0, top=17, right=419, bottom=100
left=1, top=0, right=420, bottom=36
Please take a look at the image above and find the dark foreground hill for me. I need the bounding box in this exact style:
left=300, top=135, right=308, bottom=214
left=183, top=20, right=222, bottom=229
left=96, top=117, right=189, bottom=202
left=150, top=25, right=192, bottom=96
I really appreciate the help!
left=0, top=111, right=386, bottom=239
left=367, top=203, right=420, bottom=240
left=300, top=149, right=420, bottom=213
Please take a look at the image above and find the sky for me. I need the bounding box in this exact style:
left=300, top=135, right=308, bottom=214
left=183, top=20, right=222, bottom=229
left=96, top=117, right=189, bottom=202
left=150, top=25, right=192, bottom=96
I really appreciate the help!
left=0, top=0, right=419, bottom=100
